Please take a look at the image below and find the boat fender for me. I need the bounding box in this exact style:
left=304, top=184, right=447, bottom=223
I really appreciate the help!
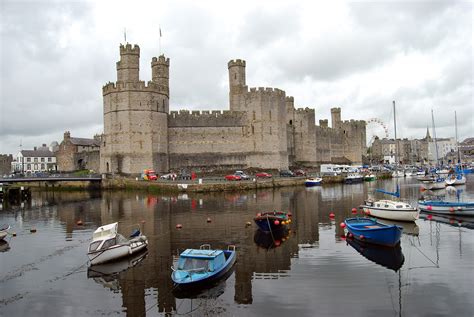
left=457, top=207, right=462, bottom=211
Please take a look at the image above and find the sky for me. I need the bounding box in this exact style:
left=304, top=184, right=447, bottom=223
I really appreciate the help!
left=0, top=0, right=473, bottom=155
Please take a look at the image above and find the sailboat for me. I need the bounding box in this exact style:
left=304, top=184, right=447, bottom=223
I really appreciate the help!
left=446, top=111, right=466, bottom=186
left=391, top=101, right=404, bottom=178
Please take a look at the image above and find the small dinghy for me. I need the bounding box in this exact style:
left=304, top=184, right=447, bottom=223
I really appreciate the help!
left=344, top=217, right=403, bottom=247
left=0, top=224, right=10, bottom=241
left=88, top=222, right=148, bottom=266
left=305, top=177, right=322, bottom=187
left=254, top=211, right=291, bottom=233
left=172, top=244, right=236, bottom=288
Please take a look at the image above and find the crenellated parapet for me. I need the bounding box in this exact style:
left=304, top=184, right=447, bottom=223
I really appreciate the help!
left=151, top=55, right=170, bottom=66
left=285, top=96, right=294, bottom=103
left=102, top=80, right=169, bottom=96
left=295, top=107, right=315, bottom=115
left=248, top=87, right=286, bottom=98
left=228, top=59, right=246, bottom=68
left=169, top=109, right=247, bottom=127
left=119, top=43, right=140, bottom=55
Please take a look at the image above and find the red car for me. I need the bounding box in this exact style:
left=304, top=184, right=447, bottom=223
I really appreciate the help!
left=255, top=172, right=272, bottom=178
left=225, top=174, right=242, bottom=181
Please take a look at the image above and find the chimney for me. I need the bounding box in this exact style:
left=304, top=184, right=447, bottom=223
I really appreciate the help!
left=34, top=146, right=37, bottom=151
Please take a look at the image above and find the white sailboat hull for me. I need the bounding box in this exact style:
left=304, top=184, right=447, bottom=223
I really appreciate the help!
left=363, top=207, right=419, bottom=222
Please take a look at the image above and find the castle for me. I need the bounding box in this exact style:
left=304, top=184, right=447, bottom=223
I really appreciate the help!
left=100, top=44, right=366, bottom=174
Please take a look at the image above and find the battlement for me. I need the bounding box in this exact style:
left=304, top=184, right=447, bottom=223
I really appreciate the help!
left=248, top=87, right=286, bottom=97
left=228, top=59, right=246, bottom=68
left=102, top=80, right=169, bottom=95
left=120, top=43, right=140, bottom=55
left=341, top=119, right=366, bottom=127
left=151, top=55, right=170, bottom=66
left=169, top=109, right=246, bottom=127
left=331, top=107, right=341, bottom=113
left=319, top=119, right=329, bottom=127
left=285, top=96, right=294, bottom=102
left=295, top=107, right=315, bottom=114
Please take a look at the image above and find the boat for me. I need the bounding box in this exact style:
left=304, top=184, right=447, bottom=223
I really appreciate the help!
left=420, top=176, right=446, bottom=190
left=254, top=228, right=290, bottom=249
left=171, top=244, right=236, bottom=288
left=87, top=222, right=148, bottom=266
left=0, top=224, right=10, bottom=240
left=305, top=177, right=322, bottom=187
left=418, top=200, right=474, bottom=216
left=254, top=211, right=291, bottom=233
left=363, top=174, right=376, bottom=182
left=344, top=173, right=364, bottom=184
left=445, top=173, right=466, bottom=186
left=392, top=170, right=404, bottom=178
left=346, top=235, right=405, bottom=271
left=344, top=217, right=403, bottom=246
left=360, top=185, right=419, bottom=222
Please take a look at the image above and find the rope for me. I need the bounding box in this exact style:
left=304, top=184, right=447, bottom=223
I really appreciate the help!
left=266, top=215, right=276, bottom=247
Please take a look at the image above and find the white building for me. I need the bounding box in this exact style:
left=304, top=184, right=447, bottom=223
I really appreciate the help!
left=428, top=138, right=457, bottom=164
left=12, top=144, right=57, bottom=173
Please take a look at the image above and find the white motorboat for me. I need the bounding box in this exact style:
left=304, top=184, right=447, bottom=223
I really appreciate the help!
left=361, top=199, right=419, bottom=222
left=0, top=224, right=10, bottom=241
left=344, top=173, right=364, bottom=184
left=88, top=222, right=148, bottom=266
left=360, top=185, right=419, bottom=222
left=445, top=174, right=466, bottom=186
left=421, top=177, right=446, bottom=190
left=392, top=170, right=404, bottom=178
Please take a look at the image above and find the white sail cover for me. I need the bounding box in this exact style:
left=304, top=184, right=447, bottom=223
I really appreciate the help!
left=92, top=222, right=118, bottom=241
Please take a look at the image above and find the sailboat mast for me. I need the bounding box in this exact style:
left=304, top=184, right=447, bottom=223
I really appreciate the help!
left=431, top=110, right=439, bottom=166
left=393, top=100, right=399, bottom=165
left=455, top=111, right=460, bottom=164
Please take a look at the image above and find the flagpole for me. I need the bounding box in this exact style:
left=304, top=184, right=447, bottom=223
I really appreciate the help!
left=159, top=26, right=162, bottom=55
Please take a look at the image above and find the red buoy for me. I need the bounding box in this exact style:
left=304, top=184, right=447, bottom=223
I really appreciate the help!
left=329, top=212, right=335, bottom=218
left=287, top=212, right=293, bottom=217
left=427, top=214, right=433, bottom=220
left=348, top=233, right=353, bottom=238
left=364, top=209, right=370, bottom=215
left=359, top=235, right=365, bottom=240
left=274, top=240, right=281, bottom=246
left=340, top=222, right=346, bottom=228
left=76, top=220, right=83, bottom=226
left=427, top=205, right=433, bottom=211
left=351, top=208, right=357, bottom=213
left=256, top=213, right=261, bottom=217
left=141, top=220, right=146, bottom=224
left=176, top=224, right=183, bottom=229
left=274, top=220, right=280, bottom=226
left=449, top=207, right=455, bottom=213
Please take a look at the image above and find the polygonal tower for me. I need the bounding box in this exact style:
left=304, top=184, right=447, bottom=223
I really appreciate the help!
left=100, top=44, right=170, bottom=175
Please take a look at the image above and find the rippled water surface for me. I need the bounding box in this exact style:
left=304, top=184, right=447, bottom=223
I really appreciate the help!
left=1, top=177, right=474, bottom=316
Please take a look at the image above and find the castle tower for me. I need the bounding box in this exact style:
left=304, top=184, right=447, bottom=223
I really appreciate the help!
left=228, top=59, right=247, bottom=111
left=117, top=44, right=140, bottom=83
left=331, top=107, right=341, bottom=129
left=100, top=44, right=170, bottom=175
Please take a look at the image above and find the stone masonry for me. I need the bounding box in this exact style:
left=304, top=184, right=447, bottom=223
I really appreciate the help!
left=100, top=44, right=366, bottom=175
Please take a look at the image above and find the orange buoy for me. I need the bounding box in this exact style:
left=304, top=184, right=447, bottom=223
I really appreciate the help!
left=176, top=224, right=183, bottom=229
left=351, top=208, right=357, bottom=213
left=207, top=217, right=212, bottom=223
left=340, top=222, right=346, bottom=228
left=76, top=220, right=83, bottom=226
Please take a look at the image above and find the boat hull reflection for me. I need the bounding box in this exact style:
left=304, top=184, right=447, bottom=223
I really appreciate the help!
left=0, top=240, right=10, bottom=252
left=346, top=235, right=405, bottom=272
left=254, top=228, right=290, bottom=249
left=87, top=249, right=148, bottom=279
left=376, top=219, right=420, bottom=236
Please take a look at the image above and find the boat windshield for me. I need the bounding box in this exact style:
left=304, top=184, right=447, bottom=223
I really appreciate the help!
left=178, top=258, right=210, bottom=272
left=100, top=238, right=116, bottom=250
left=89, top=240, right=102, bottom=252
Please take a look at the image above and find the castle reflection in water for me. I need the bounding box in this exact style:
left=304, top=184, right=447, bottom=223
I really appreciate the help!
left=13, top=184, right=368, bottom=315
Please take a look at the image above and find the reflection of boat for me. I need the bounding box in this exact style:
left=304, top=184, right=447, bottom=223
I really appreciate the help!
left=87, top=249, right=148, bottom=278
left=344, top=173, right=363, bottom=184
left=87, top=222, right=148, bottom=266
left=0, top=240, right=10, bottom=252
left=418, top=200, right=474, bottom=216
left=445, top=173, right=466, bottom=186
left=344, top=217, right=402, bottom=246
left=363, top=174, right=376, bottom=182
left=361, top=185, right=418, bottom=222
left=376, top=219, right=419, bottom=236
left=254, top=228, right=290, bottom=249
left=305, top=178, right=322, bottom=187
left=172, top=244, right=236, bottom=288
left=346, top=235, right=405, bottom=271
left=419, top=213, right=474, bottom=230
left=420, top=176, right=446, bottom=190
left=254, top=211, right=290, bottom=233
left=0, top=224, right=10, bottom=240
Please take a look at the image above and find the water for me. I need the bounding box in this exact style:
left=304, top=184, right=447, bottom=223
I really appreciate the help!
left=1, top=177, right=473, bottom=316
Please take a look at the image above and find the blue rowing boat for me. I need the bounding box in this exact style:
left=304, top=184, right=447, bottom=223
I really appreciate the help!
left=344, top=217, right=403, bottom=246
left=171, top=244, right=236, bottom=288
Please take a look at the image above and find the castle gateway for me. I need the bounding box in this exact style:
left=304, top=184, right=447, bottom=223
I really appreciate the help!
left=100, top=44, right=366, bottom=175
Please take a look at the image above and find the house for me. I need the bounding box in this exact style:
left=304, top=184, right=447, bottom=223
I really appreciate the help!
left=12, top=144, right=57, bottom=173
left=56, top=131, right=100, bottom=172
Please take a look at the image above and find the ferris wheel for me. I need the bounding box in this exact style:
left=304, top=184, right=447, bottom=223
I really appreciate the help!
left=366, top=118, right=389, bottom=146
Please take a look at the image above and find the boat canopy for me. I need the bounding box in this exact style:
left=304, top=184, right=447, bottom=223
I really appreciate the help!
left=180, top=249, right=223, bottom=259
left=92, top=222, right=118, bottom=241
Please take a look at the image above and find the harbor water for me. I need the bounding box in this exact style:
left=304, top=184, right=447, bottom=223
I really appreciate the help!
left=1, top=176, right=473, bottom=316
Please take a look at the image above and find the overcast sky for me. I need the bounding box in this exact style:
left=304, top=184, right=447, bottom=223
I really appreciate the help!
left=0, top=0, right=472, bottom=155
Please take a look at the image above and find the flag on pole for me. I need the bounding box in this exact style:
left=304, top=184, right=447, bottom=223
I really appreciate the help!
left=159, top=26, right=162, bottom=37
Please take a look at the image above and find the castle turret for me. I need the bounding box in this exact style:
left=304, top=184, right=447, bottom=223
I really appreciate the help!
left=117, top=44, right=140, bottom=83
left=331, top=107, right=341, bottom=129
left=228, top=59, right=246, bottom=111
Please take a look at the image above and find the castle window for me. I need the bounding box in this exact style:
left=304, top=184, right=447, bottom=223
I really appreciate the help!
left=253, top=111, right=256, bottom=120
left=162, top=99, right=165, bottom=111
left=289, top=120, right=293, bottom=125
left=234, top=73, right=237, bottom=80
left=252, top=125, right=254, bottom=135
left=269, top=111, right=272, bottom=120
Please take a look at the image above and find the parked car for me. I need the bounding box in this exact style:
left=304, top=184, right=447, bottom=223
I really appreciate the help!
left=255, top=172, right=272, bottom=178
left=279, top=170, right=294, bottom=177
left=160, top=173, right=177, bottom=180
left=178, top=171, right=191, bottom=180
left=142, top=169, right=157, bottom=181
left=225, top=174, right=242, bottom=181
left=234, top=171, right=250, bottom=180
left=293, top=169, right=306, bottom=176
